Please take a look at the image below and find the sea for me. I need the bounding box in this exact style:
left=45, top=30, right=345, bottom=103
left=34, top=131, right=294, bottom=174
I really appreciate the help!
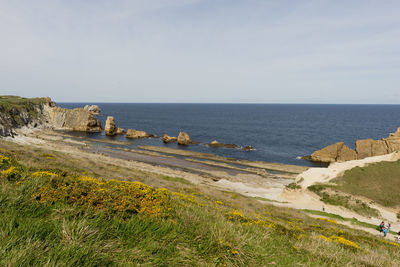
left=58, top=103, right=400, bottom=167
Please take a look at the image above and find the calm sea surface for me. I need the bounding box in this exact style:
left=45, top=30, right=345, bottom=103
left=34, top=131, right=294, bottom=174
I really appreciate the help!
left=58, top=103, right=400, bottom=166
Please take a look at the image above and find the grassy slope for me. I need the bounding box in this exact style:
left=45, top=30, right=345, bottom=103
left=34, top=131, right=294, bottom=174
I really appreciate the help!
left=1, top=142, right=400, bottom=266
left=333, top=160, right=400, bottom=207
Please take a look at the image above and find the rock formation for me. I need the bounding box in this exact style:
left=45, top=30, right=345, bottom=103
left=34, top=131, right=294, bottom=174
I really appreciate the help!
left=116, top=128, right=125, bottom=135
left=84, top=105, right=101, bottom=115
left=126, top=129, right=151, bottom=139
left=105, top=116, right=117, bottom=136
left=44, top=105, right=102, bottom=132
left=242, top=145, right=254, bottom=151
left=177, top=132, right=192, bottom=145
left=355, top=139, right=389, bottom=159
left=207, top=140, right=238, bottom=149
left=308, top=142, right=357, bottom=163
left=162, top=134, right=177, bottom=143
left=307, top=127, right=400, bottom=163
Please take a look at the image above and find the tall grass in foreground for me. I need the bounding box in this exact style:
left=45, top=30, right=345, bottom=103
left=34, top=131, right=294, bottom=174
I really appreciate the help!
left=0, top=150, right=400, bottom=266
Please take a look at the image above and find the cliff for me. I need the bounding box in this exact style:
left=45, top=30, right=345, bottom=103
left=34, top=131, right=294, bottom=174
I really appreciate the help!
left=0, top=96, right=102, bottom=136
left=0, top=96, right=48, bottom=137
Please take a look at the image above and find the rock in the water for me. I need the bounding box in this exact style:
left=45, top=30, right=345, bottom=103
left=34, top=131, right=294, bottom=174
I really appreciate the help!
left=177, top=132, right=191, bottom=145
left=105, top=116, right=117, bottom=136
left=207, top=140, right=238, bottom=149
left=126, top=129, right=151, bottom=139
left=309, top=142, right=357, bottom=163
left=242, top=145, right=254, bottom=151
left=162, top=134, right=177, bottom=143
left=116, top=128, right=125, bottom=134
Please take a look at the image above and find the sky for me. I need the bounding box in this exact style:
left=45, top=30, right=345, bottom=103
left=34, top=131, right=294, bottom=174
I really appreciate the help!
left=0, top=0, right=399, bottom=103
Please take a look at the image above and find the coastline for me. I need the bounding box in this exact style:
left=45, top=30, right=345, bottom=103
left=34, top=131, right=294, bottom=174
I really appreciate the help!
left=4, top=126, right=400, bottom=239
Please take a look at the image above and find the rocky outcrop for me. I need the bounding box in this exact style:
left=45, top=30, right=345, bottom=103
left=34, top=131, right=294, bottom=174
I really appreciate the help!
left=242, top=145, right=254, bottom=151
left=355, top=139, right=389, bottom=159
left=44, top=105, right=102, bottom=132
left=309, top=142, right=357, bottom=163
left=84, top=105, right=101, bottom=115
left=116, top=128, right=125, bottom=135
left=162, top=134, right=177, bottom=143
left=177, top=132, right=192, bottom=145
left=307, top=127, right=400, bottom=163
left=126, top=129, right=151, bottom=139
left=105, top=116, right=117, bottom=136
left=0, top=96, right=48, bottom=137
left=207, top=140, right=238, bottom=149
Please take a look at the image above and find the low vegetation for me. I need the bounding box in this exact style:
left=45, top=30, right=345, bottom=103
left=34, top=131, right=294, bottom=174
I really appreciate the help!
left=1, top=143, right=400, bottom=265
left=333, top=160, right=400, bottom=207
left=308, top=184, right=380, bottom=218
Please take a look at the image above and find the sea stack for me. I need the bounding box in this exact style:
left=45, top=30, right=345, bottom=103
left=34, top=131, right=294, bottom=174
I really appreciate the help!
left=177, top=132, right=191, bottom=145
left=105, top=116, right=117, bottom=136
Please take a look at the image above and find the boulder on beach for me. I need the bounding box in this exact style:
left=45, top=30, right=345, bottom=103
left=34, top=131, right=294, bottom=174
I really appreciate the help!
left=309, top=142, right=357, bottom=163
left=105, top=116, right=117, bottom=136
left=177, top=132, right=191, bottom=145
left=207, top=140, right=238, bottom=149
left=126, top=129, right=151, bottom=139
left=162, top=134, right=177, bottom=143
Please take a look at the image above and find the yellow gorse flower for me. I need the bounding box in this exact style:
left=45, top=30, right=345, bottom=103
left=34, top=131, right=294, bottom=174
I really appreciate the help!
left=0, top=154, right=10, bottom=164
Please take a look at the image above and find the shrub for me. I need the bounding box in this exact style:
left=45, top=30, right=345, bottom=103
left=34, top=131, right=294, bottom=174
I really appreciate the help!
left=32, top=175, right=171, bottom=217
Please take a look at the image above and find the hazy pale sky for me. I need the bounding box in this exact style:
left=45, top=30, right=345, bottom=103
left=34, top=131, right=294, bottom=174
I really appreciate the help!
left=0, top=0, right=399, bottom=103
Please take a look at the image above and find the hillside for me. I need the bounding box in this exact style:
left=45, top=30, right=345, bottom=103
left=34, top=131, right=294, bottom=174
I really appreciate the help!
left=1, top=141, right=400, bottom=266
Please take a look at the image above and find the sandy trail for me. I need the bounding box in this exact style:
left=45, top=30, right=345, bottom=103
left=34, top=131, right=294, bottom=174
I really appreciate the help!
left=296, top=152, right=400, bottom=188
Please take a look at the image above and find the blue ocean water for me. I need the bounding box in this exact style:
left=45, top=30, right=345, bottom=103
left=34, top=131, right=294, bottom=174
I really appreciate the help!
left=59, top=103, right=400, bottom=166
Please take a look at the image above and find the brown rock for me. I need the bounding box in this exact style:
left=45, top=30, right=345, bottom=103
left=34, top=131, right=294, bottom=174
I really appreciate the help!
left=44, top=105, right=102, bottom=132
left=177, top=132, right=191, bottom=145
left=309, top=142, right=357, bottom=163
left=242, top=145, right=254, bottom=151
left=207, top=140, right=238, bottom=149
left=162, top=134, right=177, bottom=143
left=355, top=139, right=389, bottom=159
left=116, top=128, right=125, bottom=134
left=105, top=116, right=117, bottom=136
left=126, top=129, right=151, bottom=139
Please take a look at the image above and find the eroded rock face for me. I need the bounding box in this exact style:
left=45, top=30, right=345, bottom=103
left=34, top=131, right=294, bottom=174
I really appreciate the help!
left=162, top=134, right=177, bottom=143
left=126, top=129, right=151, bottom=139
left=105, top=116, right=117, bottom=136
left=355, top=139, right=389, bottom=159
left=44, top=105, right=102, bottom=132
left=177, top=132, right=191, bottom=145
left=309, top=142, right=357, bottom=163
left=84, top=105, right=101, bottom=115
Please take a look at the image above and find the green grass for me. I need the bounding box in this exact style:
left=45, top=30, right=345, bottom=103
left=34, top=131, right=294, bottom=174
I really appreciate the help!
left=161, top=175, right=192, bottom=185
left=2, top=145, right=400, bottom=265
left=333, top=160, right=400, bottom=207
left=0, top=95, right=48, bottom=121
left=308, top=184, right=380, bottom=218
